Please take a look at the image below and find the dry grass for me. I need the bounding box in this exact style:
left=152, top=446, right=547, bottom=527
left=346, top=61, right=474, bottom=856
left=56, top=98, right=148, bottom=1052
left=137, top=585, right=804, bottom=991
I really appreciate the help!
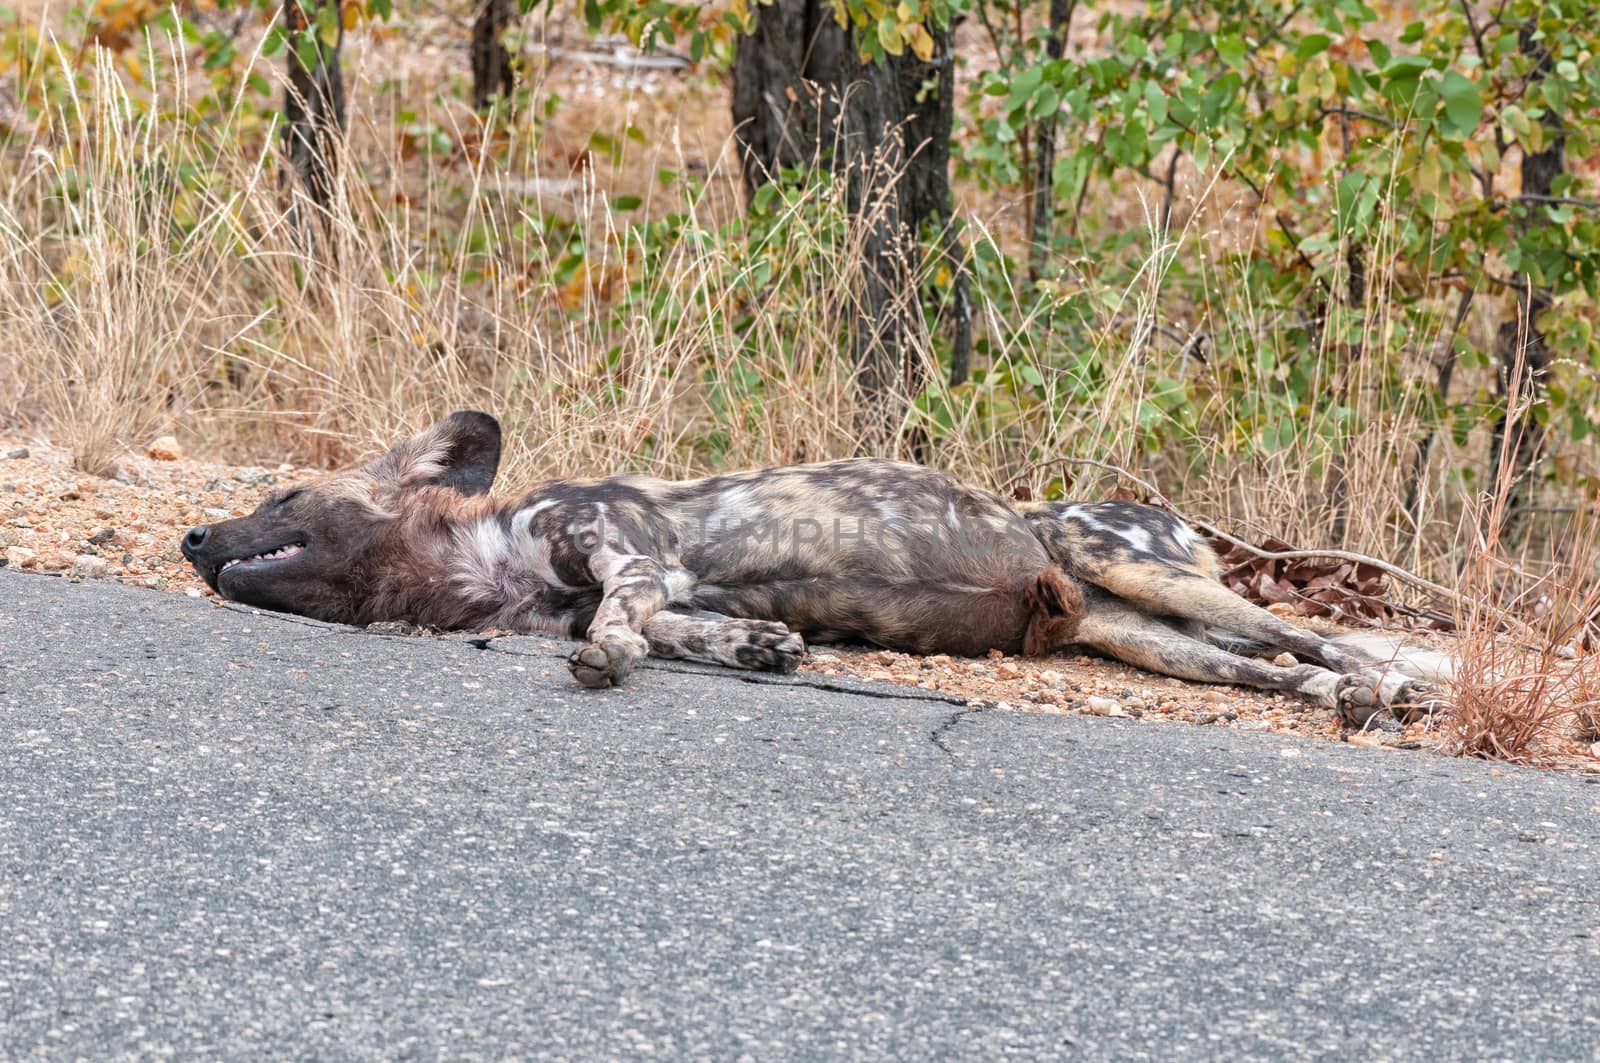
left=1444, top=342, right=1600, bottom=762
left=2, top=10, right=1598, bottom=763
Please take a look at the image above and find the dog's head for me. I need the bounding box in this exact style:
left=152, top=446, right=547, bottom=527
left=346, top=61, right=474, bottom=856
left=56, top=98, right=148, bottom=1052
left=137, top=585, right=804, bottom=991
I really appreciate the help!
left=180, top=411, right=502, bottom=622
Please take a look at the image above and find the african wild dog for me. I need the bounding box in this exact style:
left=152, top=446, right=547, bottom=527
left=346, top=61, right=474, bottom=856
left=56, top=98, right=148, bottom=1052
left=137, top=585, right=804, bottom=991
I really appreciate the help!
left=180, top=411, right=1439, bottom=727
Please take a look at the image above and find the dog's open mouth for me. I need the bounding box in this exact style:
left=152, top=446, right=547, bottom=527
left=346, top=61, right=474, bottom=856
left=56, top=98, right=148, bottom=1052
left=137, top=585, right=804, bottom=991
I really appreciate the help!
left=220, top=543, right=306, bottom=573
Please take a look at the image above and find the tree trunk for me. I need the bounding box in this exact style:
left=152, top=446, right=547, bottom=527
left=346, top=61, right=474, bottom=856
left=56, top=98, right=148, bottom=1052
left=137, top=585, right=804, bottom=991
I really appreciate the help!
left=472, top=0, right=515, bottom=110
left=1489, top=19, right=1565, bottom=532
left=283, top=1, right=346, bottom=247
left=732, top=3, right=971, bottom=435
left=1028, top=0, right=1075, bottom=282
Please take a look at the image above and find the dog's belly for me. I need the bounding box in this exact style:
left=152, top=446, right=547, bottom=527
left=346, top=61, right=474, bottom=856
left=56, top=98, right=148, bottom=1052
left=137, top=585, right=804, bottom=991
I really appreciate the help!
left=686, top=577, right=1041, bottom=657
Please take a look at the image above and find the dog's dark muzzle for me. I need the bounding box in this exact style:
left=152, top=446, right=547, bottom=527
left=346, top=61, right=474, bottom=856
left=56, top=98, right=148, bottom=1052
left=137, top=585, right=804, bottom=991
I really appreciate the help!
left=180, top=525, right=210, bottom=562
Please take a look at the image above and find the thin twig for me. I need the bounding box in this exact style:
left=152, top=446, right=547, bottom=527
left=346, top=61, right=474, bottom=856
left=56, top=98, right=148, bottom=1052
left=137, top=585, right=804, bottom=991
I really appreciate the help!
left=1319, top=106, right=1400, bottom=130
left=1492, top=194, right=1600, bottom=211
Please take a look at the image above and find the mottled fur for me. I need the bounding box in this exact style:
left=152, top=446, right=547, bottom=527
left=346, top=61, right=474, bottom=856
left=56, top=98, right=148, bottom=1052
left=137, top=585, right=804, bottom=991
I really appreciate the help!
left=181, top=412, right=1438, bottom=726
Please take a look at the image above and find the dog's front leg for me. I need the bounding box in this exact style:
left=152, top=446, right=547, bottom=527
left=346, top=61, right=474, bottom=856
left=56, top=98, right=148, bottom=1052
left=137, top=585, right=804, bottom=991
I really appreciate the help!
left=568, top=545, right=690, bottom=689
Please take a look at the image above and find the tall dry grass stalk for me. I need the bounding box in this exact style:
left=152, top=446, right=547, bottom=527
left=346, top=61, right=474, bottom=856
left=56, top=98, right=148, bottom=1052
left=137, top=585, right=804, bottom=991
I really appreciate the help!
left=0, top=41, right=223, bottom=473
left=0, top=27, right=1586, bottom=607
left=1444, top=325, right=1600, bottom=761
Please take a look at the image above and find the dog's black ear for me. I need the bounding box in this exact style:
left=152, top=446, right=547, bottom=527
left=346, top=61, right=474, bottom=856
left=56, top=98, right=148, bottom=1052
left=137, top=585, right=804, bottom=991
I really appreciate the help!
left=367, top=411, right=502, bottom=495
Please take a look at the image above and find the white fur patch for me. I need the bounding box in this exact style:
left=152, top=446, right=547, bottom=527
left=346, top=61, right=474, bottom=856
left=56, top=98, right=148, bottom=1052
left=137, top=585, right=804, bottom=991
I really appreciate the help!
left=1115, top=524, right=1153, bottom=553
left=1170, top=521, right=1202, bottom=548
left=398, top=430, right=453, bottom=486
left=664, top=567, right=696, bottom=602
left=710, top=485, right=765, bottom=529
left=510, top=506, right=580, bottom=590
left=450, top=519, right=516, bottom=604
left=1060, top=503, right=1108, bottom=532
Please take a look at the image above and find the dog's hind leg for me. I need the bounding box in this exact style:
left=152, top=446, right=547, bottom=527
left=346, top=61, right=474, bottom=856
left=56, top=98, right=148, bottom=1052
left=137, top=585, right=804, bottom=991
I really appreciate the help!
left=641, top=608, right=806, bottom=674
left=1072, top=592, right=1424, bottom=727
left=1026, top=501, right=1383, bottom=675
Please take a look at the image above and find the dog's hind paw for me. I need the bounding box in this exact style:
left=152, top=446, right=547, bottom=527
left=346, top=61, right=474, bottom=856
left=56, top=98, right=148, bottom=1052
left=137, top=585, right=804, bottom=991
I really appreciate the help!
left=729, top=622, right=806, bottom=674
left=1392, top=678, right=1448, bottom=723
left=1335, top=671, right=1442, bottom=729
left=568, top=636, right=643, bottom=689
left=1333, top=673, right=1395, bottom=730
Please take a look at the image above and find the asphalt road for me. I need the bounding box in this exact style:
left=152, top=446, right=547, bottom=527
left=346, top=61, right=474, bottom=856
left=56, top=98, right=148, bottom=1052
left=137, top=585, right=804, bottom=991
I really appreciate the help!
left=1, top=567, right=1598, bottom=1060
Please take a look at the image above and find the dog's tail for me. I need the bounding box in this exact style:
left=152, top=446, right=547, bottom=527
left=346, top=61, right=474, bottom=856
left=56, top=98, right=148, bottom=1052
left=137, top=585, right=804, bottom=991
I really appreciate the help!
left=1207, top=629, right=1454, bottom=683
left=1023, top=568, right=1085, bottom=656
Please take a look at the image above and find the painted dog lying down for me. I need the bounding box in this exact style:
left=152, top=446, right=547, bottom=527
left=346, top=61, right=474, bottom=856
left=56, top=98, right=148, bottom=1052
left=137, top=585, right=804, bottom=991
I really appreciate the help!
left=180, top=411, right=1439, bottom=726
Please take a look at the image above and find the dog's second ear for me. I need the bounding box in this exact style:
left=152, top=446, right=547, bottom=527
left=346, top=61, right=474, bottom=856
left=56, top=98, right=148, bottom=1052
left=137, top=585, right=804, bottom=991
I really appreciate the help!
left=367, top=410, right=503, bottom=495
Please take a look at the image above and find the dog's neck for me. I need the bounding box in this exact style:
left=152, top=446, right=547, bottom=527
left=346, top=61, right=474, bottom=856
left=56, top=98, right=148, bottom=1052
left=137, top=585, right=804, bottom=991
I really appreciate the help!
left=356, top=487, right=581, bottom=636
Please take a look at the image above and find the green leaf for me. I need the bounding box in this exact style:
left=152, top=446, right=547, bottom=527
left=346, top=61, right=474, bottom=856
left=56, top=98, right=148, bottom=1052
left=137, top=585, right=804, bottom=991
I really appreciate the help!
left=878, top=15, right=903, bottom=56
left=1439, top=69, right=1481, bottom=137
left=1381, top=54, right=1431, bottom=76
left=261, top=24, right=286, bottom=57
left=612, top=195, right=642, bottom=211
left=314, top=1, right=340, bottom=47
left=1031, top=84, right=1060, bottom=119
left=1295, top=33, right=1332, bottom=59
left=1214, top=32, right=1247, bottom=70
left=1007, top=62, right=1044, bottom=106
left=295, top=35, right=320, bottom=73
left=1144, top=80, right=1167, bottom=126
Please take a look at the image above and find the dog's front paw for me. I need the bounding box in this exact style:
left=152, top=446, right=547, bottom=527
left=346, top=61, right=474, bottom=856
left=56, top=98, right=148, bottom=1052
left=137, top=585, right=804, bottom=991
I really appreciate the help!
left=730, top=622, right=806, bottom=674
left=568, top=635, right=644, bottom=689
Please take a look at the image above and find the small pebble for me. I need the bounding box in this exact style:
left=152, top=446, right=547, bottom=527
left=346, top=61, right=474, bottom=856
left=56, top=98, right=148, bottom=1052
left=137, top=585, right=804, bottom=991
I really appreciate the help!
left=1273, top=652, right=1298, bottom=667
left=70, top=554, right=108, bottom=579
left=146, top=436, right=184, bottom=461
left=232, top=468, right=277, bottom=486
left=4, top=447, right=28, bottom=460
left=1085, top=695, right=1121, bottom=716
left=1039, top=669, right=1069, bottom=690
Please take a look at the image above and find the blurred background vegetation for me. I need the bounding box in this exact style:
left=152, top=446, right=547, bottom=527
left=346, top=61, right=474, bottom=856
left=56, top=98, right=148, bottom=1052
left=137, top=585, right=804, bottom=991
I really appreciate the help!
left=2, top=0, right=1597, bottom=587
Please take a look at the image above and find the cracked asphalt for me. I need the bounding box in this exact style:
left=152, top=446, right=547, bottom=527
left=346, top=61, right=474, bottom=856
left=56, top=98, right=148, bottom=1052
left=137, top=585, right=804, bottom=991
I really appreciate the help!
left=2, top=566, right=1599, bottom=1060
